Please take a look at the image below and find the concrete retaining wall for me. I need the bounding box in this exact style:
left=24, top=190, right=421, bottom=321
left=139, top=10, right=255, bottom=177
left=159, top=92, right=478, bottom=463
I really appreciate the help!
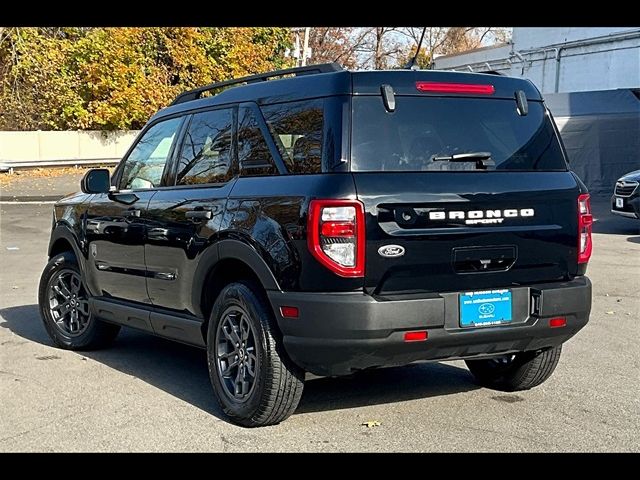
left=0, top=130, right=140, bottom=164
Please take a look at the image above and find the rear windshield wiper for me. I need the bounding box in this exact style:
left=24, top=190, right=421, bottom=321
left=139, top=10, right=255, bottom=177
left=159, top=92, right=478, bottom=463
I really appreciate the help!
left=432, top=152, right=495, bottom=170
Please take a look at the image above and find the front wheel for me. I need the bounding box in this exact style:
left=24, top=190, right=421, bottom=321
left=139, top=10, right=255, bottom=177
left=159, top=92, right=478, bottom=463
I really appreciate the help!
left=207, top=282, right=304, bottom=427
left=465, top=345, right=562, bottom=391
left=38, top=252, right=120, bottom=350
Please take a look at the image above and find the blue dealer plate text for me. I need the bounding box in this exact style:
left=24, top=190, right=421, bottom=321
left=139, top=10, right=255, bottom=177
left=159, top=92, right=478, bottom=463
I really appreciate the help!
left=459, top=289, right=512, bottom=327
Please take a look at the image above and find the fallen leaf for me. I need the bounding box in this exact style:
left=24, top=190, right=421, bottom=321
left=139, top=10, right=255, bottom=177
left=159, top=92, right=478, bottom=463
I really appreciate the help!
left=362, top=421, right=381, bottom=428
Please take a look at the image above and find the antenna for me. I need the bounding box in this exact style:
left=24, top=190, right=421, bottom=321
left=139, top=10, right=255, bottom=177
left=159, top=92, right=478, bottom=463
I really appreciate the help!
left=404, top=27, right=427, bottom=70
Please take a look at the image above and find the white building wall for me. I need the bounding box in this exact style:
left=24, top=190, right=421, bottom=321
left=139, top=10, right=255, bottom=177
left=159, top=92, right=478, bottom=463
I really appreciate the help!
left=512, top=27, right=633, bottom=50
left=433, top=27, right=640, bottom=94
left=0, top=130, right=139, bottom=164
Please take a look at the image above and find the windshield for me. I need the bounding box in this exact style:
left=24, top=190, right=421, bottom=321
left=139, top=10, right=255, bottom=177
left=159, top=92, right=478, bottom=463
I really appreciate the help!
left=350, top=96, right=567, bottom=172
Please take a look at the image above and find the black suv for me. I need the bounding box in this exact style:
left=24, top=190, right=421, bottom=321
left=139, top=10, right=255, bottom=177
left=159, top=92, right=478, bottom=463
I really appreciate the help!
left=38, top=64, right=593, bottom=427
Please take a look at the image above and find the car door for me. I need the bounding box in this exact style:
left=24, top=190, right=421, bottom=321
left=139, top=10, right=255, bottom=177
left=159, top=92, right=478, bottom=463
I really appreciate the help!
left=84, top=116, right=185, bottom=304
left=143, top=107, right=237, bottom=316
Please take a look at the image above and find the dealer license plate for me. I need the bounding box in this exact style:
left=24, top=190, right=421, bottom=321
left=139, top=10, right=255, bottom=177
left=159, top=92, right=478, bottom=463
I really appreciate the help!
left=459, top=289, right=513, bottom=328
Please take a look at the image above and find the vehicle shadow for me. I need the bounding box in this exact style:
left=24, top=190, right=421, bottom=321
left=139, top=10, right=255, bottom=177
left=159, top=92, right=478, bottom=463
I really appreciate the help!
left=0, top=304, right=224, bottom=419
left=298, top=362, right=477, bottom=414
left=0, top=304, right=478, bottom=418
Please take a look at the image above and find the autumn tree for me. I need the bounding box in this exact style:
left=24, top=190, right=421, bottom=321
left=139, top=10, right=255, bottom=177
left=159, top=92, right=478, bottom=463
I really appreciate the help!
left=306, top=28, right=364, bottom=69
left=356, top=27, right=406, bottom=69
left=0, top=27, right=291, bottom=131
left=396, top=27, right=511, bottom=68
left=0, top=26, right=510, bottom=131
left=306, top=27, right=509, bottom=71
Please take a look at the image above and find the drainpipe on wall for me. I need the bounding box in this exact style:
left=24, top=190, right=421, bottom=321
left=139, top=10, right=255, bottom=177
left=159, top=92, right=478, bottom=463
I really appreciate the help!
left=554, top=47, right=564, bottom=93
left=512, top=51, right=526, bottom=75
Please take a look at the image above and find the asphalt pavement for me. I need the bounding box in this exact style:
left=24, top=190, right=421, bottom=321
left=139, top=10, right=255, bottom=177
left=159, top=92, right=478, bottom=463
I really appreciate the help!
left=0, top=170, right=85, bottom=202
left=0, top=196, right=638, bottom=452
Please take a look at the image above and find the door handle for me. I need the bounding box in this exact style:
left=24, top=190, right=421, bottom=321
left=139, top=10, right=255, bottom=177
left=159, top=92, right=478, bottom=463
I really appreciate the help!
left=124, top=209, right=141, bottom=218
left=185, top=209, right=212, bottom=221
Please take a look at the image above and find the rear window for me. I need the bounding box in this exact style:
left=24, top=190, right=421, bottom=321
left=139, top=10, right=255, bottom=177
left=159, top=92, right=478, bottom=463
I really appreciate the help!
left=351, top=96, right=567, bottom=172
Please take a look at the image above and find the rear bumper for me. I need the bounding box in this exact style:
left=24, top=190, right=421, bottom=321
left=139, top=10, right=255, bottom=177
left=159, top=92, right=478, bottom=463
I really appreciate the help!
left=268, top=277, right=592, bottom=376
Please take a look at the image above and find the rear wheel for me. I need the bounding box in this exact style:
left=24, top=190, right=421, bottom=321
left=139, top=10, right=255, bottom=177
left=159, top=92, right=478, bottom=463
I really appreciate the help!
left=38, top=252, right=120, bottom=350
left=465, top=345, right=562, bottom=391
left=207, top=282, right=304, bottom=427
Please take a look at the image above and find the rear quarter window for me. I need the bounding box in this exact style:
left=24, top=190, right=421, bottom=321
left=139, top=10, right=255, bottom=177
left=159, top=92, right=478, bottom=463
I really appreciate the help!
left=261, top=99, right=324, bottom=174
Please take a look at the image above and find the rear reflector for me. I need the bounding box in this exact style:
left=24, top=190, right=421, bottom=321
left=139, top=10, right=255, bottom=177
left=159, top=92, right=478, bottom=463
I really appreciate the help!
left=416, top=81, right=495, bottom=95
left=549, top=317, right=567, bottom=328
left=404, top=331, right=428, bottom=342
left=280, top=306, right=299, bottom=319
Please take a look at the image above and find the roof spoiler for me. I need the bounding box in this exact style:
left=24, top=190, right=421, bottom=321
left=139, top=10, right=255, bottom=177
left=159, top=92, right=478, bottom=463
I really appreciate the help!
left=170, top=63, right=344, bottom=106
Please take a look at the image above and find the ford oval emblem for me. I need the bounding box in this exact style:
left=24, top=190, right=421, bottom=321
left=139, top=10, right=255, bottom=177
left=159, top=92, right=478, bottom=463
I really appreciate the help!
left=378, top=245, right=405, bottom=258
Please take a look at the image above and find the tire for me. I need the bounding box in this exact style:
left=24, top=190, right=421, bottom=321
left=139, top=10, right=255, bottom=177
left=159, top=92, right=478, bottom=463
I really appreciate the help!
left=465, top=345, right=562, bottom=391
left=38, top=251, right=120, bottom=350
left=207, top=282, right=304, bottom=427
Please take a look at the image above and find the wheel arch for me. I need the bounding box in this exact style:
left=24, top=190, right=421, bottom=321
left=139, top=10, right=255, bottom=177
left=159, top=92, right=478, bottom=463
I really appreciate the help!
left=194, top=239, right=281, bottom=337
left=48, top=225, right=82, bottom=261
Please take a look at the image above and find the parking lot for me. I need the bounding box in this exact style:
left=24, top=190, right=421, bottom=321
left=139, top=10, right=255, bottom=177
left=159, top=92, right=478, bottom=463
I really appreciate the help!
left=1, top=195, right=638, bottom=452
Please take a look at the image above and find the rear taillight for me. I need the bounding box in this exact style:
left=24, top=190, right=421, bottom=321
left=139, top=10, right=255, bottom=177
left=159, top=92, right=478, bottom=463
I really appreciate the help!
left=415, top=81, right=495, bottom=95
left=578, top=193, right=593, bottom=264
left=307, top=199, right=365, bottom=277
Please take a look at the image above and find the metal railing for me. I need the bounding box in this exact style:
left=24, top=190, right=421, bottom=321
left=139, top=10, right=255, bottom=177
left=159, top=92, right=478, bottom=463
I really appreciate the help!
left=0, top=158, right=120, bottom=173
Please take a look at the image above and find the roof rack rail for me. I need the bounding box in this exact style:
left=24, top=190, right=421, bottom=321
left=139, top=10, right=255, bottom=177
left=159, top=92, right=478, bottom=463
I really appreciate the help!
left=170, top=62, right=344, bottom=106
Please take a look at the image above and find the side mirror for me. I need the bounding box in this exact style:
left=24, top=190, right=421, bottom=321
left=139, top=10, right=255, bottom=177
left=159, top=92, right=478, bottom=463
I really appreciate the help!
left=81, top=168, right=111, bottom=194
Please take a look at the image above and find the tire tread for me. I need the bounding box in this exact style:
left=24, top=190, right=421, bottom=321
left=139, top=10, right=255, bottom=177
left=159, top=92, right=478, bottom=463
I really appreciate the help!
left=209, top=281, right=304, bottom=427
left=466, top=345, right=562, bottom=392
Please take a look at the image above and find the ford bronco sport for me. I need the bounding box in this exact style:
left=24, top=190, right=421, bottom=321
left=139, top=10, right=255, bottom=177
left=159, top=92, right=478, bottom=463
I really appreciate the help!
left=38, top=63, right=593, bottom=427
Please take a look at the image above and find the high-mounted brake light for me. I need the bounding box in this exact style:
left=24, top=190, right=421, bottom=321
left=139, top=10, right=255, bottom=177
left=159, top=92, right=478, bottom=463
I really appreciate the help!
left=307, top=200, right=365, bottom=277
left=416, top=82, right=495, bottom=95
left=577, top=194, right=593, bottom=264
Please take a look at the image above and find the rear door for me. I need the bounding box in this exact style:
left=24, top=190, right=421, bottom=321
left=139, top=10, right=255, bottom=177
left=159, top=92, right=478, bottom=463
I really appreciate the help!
left=350, top=93, right=581, bottom=297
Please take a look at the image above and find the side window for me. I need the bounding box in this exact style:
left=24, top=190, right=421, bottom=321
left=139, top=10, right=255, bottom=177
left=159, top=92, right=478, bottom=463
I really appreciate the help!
left=262, top=99, right=324, bottom=174
left=119, top=117, right=182, bottom=190
left=237, top=107, right=278, bottom=177
left=176, top=109, right=233, bottom=185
